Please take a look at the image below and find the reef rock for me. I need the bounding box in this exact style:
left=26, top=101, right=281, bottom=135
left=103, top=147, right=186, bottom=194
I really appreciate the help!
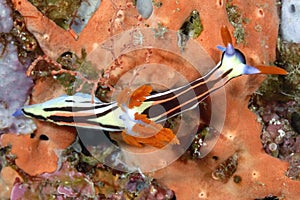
left=3, top=0, right=300, bottom=199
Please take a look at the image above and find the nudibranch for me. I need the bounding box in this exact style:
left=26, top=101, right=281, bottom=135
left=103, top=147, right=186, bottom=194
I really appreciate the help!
left=13, top=28, right=287, bottom=148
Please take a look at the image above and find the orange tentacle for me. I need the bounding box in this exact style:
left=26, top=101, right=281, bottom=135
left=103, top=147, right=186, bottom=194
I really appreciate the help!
left=254, top=65, right=288, bottom=75
left=221, top=25, right=232, bottom=46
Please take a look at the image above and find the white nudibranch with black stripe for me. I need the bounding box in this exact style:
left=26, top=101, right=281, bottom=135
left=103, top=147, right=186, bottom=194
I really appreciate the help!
left=13, top=28, right=287, bottom=148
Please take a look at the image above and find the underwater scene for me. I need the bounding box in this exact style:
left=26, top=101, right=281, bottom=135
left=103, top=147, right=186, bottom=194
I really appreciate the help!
left=0, top=0, right=299, bottom=199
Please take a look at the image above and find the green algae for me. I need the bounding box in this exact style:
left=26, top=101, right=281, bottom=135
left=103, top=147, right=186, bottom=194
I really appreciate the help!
left=177, top=10, right=203, bottom=51
left=55, top=72, right=77, bottom=95
left=55, top=49, right=100, bottom=95
left=132, top=0, right=137, bottom=6
left=257, top=39, right=300, bottom=102
left=152, top=22, right=168, bottom=39
left=0, top=146, right=12, bottom=170
left=212, top=153, right=238, bottom=182
left=178, top=10, right=203, bottom=39
left=152, top=0, right=162, bottom=8
left=225, top=0, right=246, bottom=44
left=28, top=0, right=81, bottom=30
left=31, top=49, right=101, bottom=96
left=0, top=11, right=43, bottom=63
left=277, top=40, right=300, bottom=99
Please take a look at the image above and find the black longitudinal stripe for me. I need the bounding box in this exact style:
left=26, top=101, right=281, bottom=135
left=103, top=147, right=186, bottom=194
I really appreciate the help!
left=47, top=105, right=120, bottom=130
left=141, top=55, right=233, bottom=122
left=143, top=79, right=209, bottom=119
left=43, top=102, right=114, bottom=112
left=142, top=84, right=191, bottom=119
left=142, top=73, right=226, bottom=122
left=141, top=65, right=221, bottom=122
left=144, top=65, right=219, bottom=104
left=23, top=109, right=47, bottom=121
left=65, top=100, right=75, bottom=103
left=47, top=115, right=122, bottom=130
left=44, top=106, right=91, bottom=112
left=146, top=83, right=191, bottom=102
left=221, top=68, right=233, bottom=79
left=94, top=105, right=118, bottom=118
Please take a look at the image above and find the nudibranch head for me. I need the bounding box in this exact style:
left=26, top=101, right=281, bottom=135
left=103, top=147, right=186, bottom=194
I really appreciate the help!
left=218, top=25, right=287, bottom=77
left=225, top=43, right=236, bottom=56
left=215, top=43, right=287, bottom=83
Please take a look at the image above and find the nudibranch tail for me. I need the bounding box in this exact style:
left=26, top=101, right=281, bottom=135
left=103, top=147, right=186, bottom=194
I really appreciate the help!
left=14, top=93, right=124, bottom=132
left=13, top=108, right=23, bottom=117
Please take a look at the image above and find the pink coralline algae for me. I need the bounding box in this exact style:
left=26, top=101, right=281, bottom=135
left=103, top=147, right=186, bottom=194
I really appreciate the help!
left=252, top=99, right=300, bottom=180
left=9, top=163, right=96, bottom=199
